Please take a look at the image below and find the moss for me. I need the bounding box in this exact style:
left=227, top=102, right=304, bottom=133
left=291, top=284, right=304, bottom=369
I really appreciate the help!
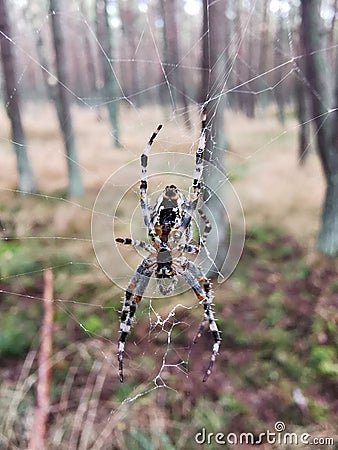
left=81, top=315, right=104, bottom=335
left=0, top=309, right=38, bottom=357
left=310, top=346, right=338, bottom=377
left=307, top=397, right=329, bottom=423
left=0, top=241, right=41, bottom=278
left=329, top=280, right=338, bottom=294
left=217, top=316, right=250, bottom=346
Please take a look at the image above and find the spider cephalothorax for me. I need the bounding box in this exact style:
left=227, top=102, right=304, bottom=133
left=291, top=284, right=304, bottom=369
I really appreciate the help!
left=152, top=185, right=187, bottom=241
left=116, top=111, right=221, bottom=383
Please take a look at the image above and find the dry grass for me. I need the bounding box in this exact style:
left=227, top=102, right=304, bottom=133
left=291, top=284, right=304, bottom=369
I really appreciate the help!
left=225, top=110, right=324, bottom=245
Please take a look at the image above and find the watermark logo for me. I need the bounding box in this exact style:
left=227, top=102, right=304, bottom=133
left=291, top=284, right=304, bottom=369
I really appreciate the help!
left=274, top=421, right=285, bottom=432
left=195, top=421, right=335, bottom=446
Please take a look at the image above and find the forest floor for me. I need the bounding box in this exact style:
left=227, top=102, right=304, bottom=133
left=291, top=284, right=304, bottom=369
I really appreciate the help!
left=1, top=103, right=325, bottom=237
left=0, top=104, right=337, bottom=449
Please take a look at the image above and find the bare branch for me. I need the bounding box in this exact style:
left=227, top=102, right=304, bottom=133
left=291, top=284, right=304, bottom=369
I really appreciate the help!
left=28, top=270, right=54, bottom=450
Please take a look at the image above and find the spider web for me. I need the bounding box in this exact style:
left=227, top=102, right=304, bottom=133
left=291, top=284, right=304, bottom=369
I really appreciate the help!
left=0, top=0, right=334, bottom=447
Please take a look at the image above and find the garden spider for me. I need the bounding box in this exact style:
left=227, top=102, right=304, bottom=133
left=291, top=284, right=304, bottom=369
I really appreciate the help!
left=116, top=111, right=221, bottom=383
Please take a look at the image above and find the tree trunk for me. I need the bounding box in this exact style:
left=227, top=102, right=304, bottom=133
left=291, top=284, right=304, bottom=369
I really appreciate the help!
left=294, top=36, right=312, bottom=164
left=274, top=15, right=287, bottom=125
left=159, top=0, right=191, bottom=129
left=301, top=0, right=338, bottom=256
left=257, top=0, right=270, bottom=108
left=0, top=0, right=36, bottom=193
left=80, top=0, right=99, bottom=99
left=318, top=178, right=338, bottom=255
left=200, top=0, right=228, bottom=277
left=244, top=6, right=256, bottom=118
left=328, top=0, right=337, bottom=64
left=233, top=0, right=245, bottom=112
left=50, top=0, right=84, bottom=198
left=28, top=3, right=63, bottom=125
left=296, top=88, right=312, bottom=164
left=96, top=0, right=120, bottom=147
left=200, top=0, right=209, bottom=105
left=118, top=0, right=140, bottom=104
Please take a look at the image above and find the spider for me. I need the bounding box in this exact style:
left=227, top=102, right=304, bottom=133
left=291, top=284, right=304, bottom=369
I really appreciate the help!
left=115, top=111, right=221, bottom=383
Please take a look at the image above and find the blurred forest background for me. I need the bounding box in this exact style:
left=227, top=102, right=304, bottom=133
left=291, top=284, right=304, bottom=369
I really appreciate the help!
left=0, top=0, right=337, bottom=449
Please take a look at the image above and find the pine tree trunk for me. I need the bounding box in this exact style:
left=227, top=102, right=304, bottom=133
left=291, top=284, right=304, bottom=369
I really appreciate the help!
left=160, top=0, right=191, bottom=129
left=274, top=16, right=286, bottom=125
left=200, top=0, right=228, bottom=277
left=258, top=0, right=270, bottom=108
left=244, top=13, right=256, bottom=118
left=318, top=177, right=338, bottom=256
left=118, top=0, right=140, bottom=105
left=80, top=0, right=98, bottom=99
left=0, top=0, right=36, bottom=193
left=96, top=0, right=120, bottom=147
left=50, top=0, right=84, bottom=198
left=29, top=5, right=63, bottom=126
left=301, top=0, right=338, bottom=256
left=295, top=35, right=312, bottom=164
left=200, top=0, right=209, bottom=105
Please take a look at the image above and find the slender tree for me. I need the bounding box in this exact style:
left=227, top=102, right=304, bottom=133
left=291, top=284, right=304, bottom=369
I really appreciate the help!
left=301, top=0, right=338, bottom=256
left=328, top=0, right=337, bottom=63
left=244, top=2, right=256, bottom=118
left=96, top=0, right=120, bottom=147
left=257, top=0, right=270, bottom=107
left=232, top=0, right=248, bottom=113
left=200, top=0, right=228, bottom=277
left=200, top=0, right=210, bottom=105
left=50, top=0, right=84, bottom=197
left=159, top=0, right=191, bottom=128
left=0, top=0, right=36, bottom=193
left=80, top=0, right=99, bottom=100
left=274, top=14, right=287, bottom=125
left=27, top=2, right=63, bottom=125
left=118, top=0, right=140, bottom=103
left=294, top=34, right=312, bottom=164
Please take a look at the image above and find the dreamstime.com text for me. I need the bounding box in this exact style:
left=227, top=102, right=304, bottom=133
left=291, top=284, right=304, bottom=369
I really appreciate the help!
left=195, top=422, right=335, bottom=446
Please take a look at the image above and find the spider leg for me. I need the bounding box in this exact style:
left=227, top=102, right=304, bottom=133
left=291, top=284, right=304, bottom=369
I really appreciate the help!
left=177, top=208, right=211, bottom=255
left=140, top=124, right=162, bottom=245
left=115, top=237, right=156, bottom=254
left=177, top=243, right=199, bottom=254
left=185, top=244, right=199, bottom=254
left=184, top=260, right=213, bottom=342
left=177, top=259, right=221, bottom=382
left=197, top=208, right=212, bottom=247
left=192, top=109, right=207, bottom=199
left=170, top=110, right=207, bottom=243
left=118, top=258, right=154, bottom=382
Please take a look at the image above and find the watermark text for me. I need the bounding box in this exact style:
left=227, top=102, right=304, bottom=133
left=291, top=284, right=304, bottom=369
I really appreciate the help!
left=195, top=422, right=335, bottom=446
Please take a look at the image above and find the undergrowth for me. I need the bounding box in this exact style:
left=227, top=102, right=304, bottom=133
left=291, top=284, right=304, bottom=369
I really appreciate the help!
left=0, top=200, right=337, bottom=449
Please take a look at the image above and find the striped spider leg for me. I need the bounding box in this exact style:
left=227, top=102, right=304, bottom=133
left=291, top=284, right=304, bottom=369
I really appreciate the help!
left=117, top=256, right=155, bottom=382
left=175, top=258, right=221, bottom=382
left=168, top=109, right=207, bottom=246
left=116, top=124, right=162, bottom=383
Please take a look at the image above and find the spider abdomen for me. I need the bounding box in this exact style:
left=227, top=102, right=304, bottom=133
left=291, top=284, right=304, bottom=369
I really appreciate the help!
left=156, top=248, right=173, bottom=278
